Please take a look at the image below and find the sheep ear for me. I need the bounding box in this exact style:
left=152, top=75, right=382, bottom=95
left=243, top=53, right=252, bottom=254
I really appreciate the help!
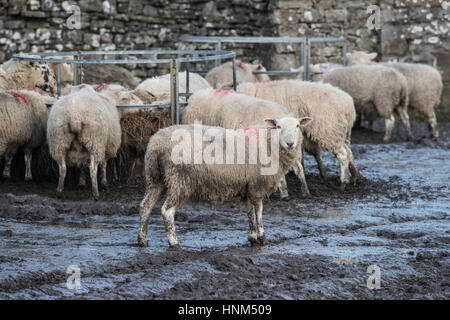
left=257, top=64, right=264, bottom=70
left=299, top=117, right=313, bottom=127
left=264, top=118, right=277, bottom=128
left=369, top=52, right=378, bottom=60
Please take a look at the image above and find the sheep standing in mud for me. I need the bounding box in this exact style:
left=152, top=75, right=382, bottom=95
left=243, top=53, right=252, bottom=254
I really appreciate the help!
left=238, top=80, right=360, bottom=190
left=0, top=90, right=55, bottom=181
left=347, top=51, right=443, bottom=139
left=0, top=59, right=56, bottom=95
left=321, top=65, right=412, bottom=142
left=47, top=87, right=122, bottom=200
left=134, top=72, right=211, bottom=103
left=205, top=60, right=271, bottom=89
left=181, top=89, right=308, bottom=199
left=137, top=116, right=312, bottom=249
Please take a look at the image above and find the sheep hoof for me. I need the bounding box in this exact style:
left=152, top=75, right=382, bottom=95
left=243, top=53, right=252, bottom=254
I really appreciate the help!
left=92, top=193, right=100, bottom=201
left=302, top=192, right=312, bottom=199
left=281, top=195, right=291, bottom=201
left=56, top=191, right=64, bottom=200
left=258, top=236, right=267, bottom=246
left=248, top=237, right=259, bottom=246
left=2, top=175, right=11, bottom=182
left=339, top=184, right=347, bottom=192
left=24, top=178, right=32, bottom=184
left=168, top=244, right=181, bottom=251
left=137, top=238, right=148, bottom=247
left=101, top=184, right=109, bottom=191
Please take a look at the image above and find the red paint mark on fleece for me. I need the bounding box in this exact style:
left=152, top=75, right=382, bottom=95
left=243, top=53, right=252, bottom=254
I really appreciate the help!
left=321, top=91, right=329, bottom=99
left=33, top=87, right=45, bottom=95
left=235, top=127, right=260, bottom=142
left=93, top=83, right=108, bottom=91
left=236, top=60, right=247, bottom=71
left=8, top=91, right=29, bottom=105
left=97, top=94, right=111, bottom=103
left=211, top=89, right=233, bottom=99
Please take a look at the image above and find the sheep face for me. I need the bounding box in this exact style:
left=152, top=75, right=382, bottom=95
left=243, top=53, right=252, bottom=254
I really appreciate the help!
left=28, top=62, right=57, bottom=95
left=248, top=63, right=271, bottom=82
left=265, top=117, right=313, bottom=152
left=347, top=51, right=377, bottom=66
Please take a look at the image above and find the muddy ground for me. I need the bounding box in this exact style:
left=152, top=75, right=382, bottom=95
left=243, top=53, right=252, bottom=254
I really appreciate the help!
left=0, top=122, right=449, bottom=299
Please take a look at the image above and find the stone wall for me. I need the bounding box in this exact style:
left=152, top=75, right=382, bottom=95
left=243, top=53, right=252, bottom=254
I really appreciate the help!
left=0, top=0, right=449, bottom=118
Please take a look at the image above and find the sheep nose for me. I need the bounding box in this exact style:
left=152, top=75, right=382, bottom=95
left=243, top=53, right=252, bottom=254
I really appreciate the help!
left=287, top=142, right=294, bottom=149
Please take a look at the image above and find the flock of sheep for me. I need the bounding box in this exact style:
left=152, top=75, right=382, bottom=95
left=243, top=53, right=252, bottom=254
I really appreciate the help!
left=0, top=51, right=443, bottom=249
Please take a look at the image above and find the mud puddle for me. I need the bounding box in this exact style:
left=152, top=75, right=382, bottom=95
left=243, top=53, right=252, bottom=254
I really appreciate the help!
left=0, top=123, right=449, bottom=299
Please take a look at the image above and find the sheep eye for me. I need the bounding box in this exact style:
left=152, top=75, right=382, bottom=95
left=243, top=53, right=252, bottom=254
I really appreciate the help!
left=276, top=125, right=281, bottom=129
left=296, top=124, right=300, bottom=128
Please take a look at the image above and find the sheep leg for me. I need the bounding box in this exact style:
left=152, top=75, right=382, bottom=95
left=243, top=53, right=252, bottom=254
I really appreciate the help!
left=161, top=199, right=181, bottom=250
left=428, top=111, right=439, bottom=140
left=344, top=145, right=361, bottom=184
left=23, top=148, right=33, bottom=182
left=383, top=115, right=395, bottom=143
left=310, top=145, right=327, bottom=180
left=278, top=175, right=290, bottom=200
left=56, top=158, right=67, bottom=199
left=397, top=108, right=413, bottom=141
left=292, top=160, right=311, bottom=198
left=246, top=204, right=258, bottom=245
left=254, top=199, right=266, bottom=245
left=79, top=167, right=87, bottom=190
left=100, top=160, right=108, bottom=190
left=138, top=184, right=164, bottom=247
left=335, top=146, right=350, bottom=191
left=2, top=148, right=16, bottom=181
left=89, top=156, right=100, bottom=201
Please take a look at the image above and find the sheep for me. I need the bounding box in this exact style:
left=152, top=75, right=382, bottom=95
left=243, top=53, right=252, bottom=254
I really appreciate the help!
left=137, top=116, right=313, bottom=249
left=347, top=51, right=443, bottom=139
left=47, top=56, right=75, bottom=86
left=0, top=59, right=57, bottom=95
left=205, top=60, right=271, bottom=89
left=321, top=65, right=412, bottom=142
left=134, top=72, right=211, bottom=103
left=237, top=80, right=361, bottom=190
left=0, top=90, right=55, bottom=182
left=181, top=89, right=309, bottom=199
left=47, top=87, right=122, bottom=200
left=292, top=63, right=342, bottom=82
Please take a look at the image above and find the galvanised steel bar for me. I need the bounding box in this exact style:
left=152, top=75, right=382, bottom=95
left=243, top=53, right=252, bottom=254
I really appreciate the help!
left=12, top=50, right=236, bottom=64
left=170, top=59, right=176, bottom=124
left=232, top=57, right=237, bottom=91
left=179, top=36, right=306, bottom=44
left=56, top=64, right=61, bottom=98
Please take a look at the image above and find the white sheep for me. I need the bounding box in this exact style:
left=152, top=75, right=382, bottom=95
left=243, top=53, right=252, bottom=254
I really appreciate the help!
left=321, top=65, right=412, bottom=142
left=138, top=116, right=312, bottom=249
left=0, top=58, right=57, bottom=95
left=47, top=87, right=122, bottom=200
left=347, top=51, right=443, bottom=139
left=205, top=60, right=271, bottom=89
left=181, top=89, right=308, bottom=199
left=237, top=80, right=361, bottom=190
left=0, top=90, right=55, bottom=181
left=134, top=72, right=211, bottom=103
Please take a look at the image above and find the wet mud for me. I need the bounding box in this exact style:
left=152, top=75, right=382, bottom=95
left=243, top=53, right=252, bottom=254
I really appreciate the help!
left=0, top=122, right=449, bottom=299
